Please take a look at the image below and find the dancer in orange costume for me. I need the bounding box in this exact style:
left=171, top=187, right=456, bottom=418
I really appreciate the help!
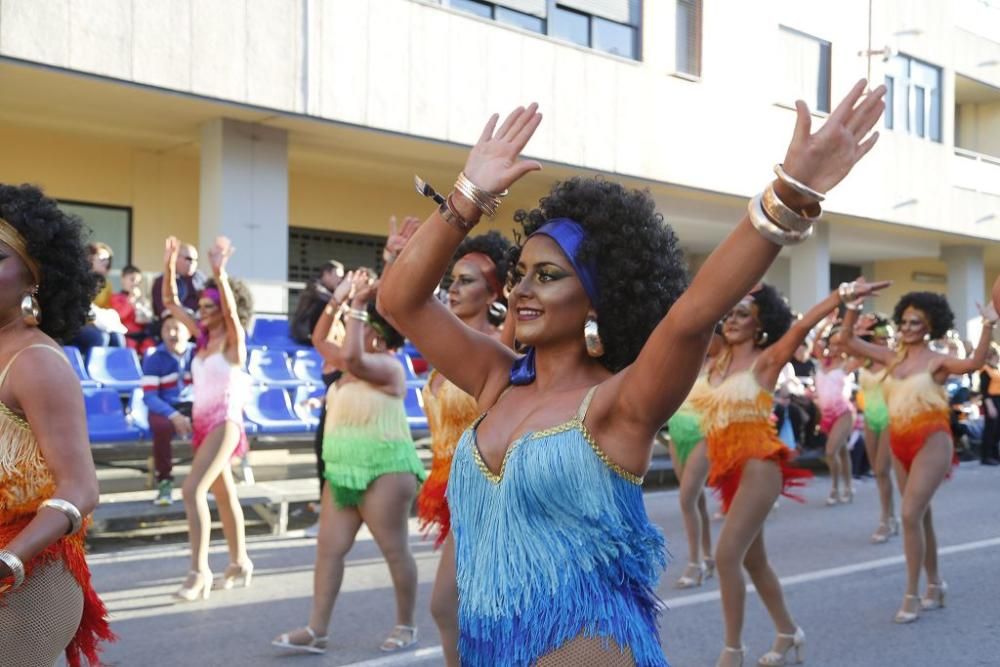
left=0, top=184, right=114, bottom=666
left=384, top=222, right=513, bottom=665
left=841, top=281, right=998, bottom=624
left=693, top=278, right=887, bottom=666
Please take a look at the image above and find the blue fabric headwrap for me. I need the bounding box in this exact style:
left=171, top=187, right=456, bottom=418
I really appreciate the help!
left=510, top=218, right=599, bottom=386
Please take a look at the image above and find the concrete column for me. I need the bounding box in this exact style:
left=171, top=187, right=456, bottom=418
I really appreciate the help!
left=200, top=118, right=289, bottom=313
left=942, top=245, right=986, bottom=341
left=788, top=221, right=830, bottom=313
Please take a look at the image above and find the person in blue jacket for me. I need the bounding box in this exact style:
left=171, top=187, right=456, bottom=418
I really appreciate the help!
left=142, top=316, right=196, bottom=505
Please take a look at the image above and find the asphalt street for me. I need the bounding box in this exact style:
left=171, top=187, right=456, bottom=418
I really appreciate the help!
left=86, top=462, right=1000, bottom=667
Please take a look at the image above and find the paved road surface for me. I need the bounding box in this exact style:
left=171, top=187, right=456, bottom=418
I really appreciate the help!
left=87, top=462, right=1000, bottom=667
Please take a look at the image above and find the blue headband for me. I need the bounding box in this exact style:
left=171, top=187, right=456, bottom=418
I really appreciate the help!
left=510, top=218, right=599, bottom=385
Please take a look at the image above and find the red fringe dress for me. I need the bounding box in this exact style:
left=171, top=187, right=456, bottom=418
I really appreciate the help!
left=691, top=369, right=812, bottom=512
left=417, top=370, right=480, bottom=547
left=0, top=345, right=114, bottom=666
left=883, top=371, right=956, bottom=473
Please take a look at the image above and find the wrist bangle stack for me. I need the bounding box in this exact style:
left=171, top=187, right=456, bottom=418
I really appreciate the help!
left=761, top=184, right=820, bottom=233
left=838, top=282, right=859, bottom=306
left=748, top=192, right=815, bottom=246
left=0, top=549, right=24, bottom=590
left=774, top=164, right=826, bottom=203
left=40, top=498, right=83, bottom=535
left=454, top=172, right=507, bottom=218
left=347, top=308, right=369, bottom=323
left=439, top=194, right=478, bottom=233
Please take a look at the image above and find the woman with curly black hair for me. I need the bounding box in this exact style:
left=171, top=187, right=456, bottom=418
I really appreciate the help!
left=161, top=235, right=256, bottom=602
left=379, top=84, right=884, bottom=667
left=273, top=270, right=426, bottom=655
left=854, top=312, right=898, bottom=543
left=841, top=283, right=999, bottom=624
left=384, top=221, right=514, bottom=663
left=0, top=183, right=114, bottom=666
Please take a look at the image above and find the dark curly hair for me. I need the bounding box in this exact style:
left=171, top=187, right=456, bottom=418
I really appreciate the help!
left=512, top=176, right=689, bottom=373
left=749, top=283, right=793, bottom=348
left=367, top=300, right=405, bottom=350
left=204, top=277, right=254, bottom=330
left=443, top=231, right=515, bottom=326
left=893, top=291, right=954, bottom=340
left=0, top=184, right=98, bottom=342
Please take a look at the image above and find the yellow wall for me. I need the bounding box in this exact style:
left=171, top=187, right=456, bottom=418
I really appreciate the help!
left=0, top=123, right=199, bottom=272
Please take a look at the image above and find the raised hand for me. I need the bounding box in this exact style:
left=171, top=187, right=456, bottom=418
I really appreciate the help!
left=333, top=270, right=354, bottom=304
left=208, top=236, right=234, bottom=276
left=349, top=270, right=377, bottom=307
left=164, top=236, right=180, bottom=269
left=977, top=300, right=998, bottom=323
left=782, top=79, right=886, bottom=196
left=848, top=276, right=892, bottom=301
left=462, top=104, right=543, bottom=194
left=383, top=216, right=421, bottom=266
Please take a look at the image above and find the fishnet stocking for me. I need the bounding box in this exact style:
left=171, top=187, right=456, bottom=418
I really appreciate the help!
left=536, top=634, right=636, bottom=667
left=0, top=559, right=84, bottom=667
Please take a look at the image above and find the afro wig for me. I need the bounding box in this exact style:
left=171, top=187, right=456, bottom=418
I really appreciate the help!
left=511, top=176, right=690, bottom=373
left=749, top=283, right=793, bottom=348
left=893, top=291, right=954, bottom=340
left=203, top=277, right=254, bottom=330
left=0, top=183, right=98, bottom=342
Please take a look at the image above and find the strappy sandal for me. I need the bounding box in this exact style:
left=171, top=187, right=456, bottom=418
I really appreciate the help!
left=380, top=624, right=418, bottom=652
left=272, top=626, right=328, bottom=654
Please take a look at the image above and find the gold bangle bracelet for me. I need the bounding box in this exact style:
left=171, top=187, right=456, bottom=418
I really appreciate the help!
left=774, top=164, right=826, bottom=203
left=762, top=183, right=822, bottom=233
left=748, top=193, right=814, bottom=246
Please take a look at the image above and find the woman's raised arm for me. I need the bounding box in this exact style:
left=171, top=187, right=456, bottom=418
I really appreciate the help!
left=609, top=80, right=886, bottom=433
left=161, top=236, right=200, bottom=337
left=378, top=105, right=543, bottom=400
left=938, top=302, right=997, bottom=377
left=208, top=237, right=247, bottom=367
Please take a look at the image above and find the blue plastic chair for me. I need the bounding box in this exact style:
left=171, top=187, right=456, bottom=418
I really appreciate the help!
left=396, top=352, right=422, bottom=385
left=404, top=385, right=428, bottom=432
left=247, top=348, right=301, bottom=388
left=86, top=347, right=143, bottom=392
left=292, top=385, right=325, bottom=427
left=244, top=387, right=312, bottom=434
left=292, top=349, right=323, bottom=385
left=62, top=346, right=101, bottom=389
left=85, top=388, right=143, bottom=443
left=250, top=316, right=306, bottom=351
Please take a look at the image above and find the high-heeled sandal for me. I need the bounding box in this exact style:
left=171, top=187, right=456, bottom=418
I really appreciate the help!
left=215, top=559, right=254, bottom=590
left=871, top=520, right=893, bottom=544
left=272, top=626, right=328, bottom=654
left=716, top=644, right=746, bottom=667
left=674, top=561, right=705, bottom=589
left=173, top=570, right=212, bottom=602
left=703, top=557, right=716, bottom=580
left=894, top=594, right=921, bottom=624
left=839, top=487, right=854, bottom=504
left=380, top=624, right=418, bottom=652
left=757, top=626, right=805, bottom=666
left=825, top=490, right=840, bottom=506
left=920, top=580, right=948, bottom=610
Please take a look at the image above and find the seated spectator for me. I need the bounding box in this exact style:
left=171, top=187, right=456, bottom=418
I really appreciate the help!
left=111, top=264, right=155, bottom=353
left=71, top=241, right=126, bottom=356
left=142, top=316, right=195, bottom=506
left=290, top=260, right=345, bottom=345
left=151, top=241, right=205, bottom=324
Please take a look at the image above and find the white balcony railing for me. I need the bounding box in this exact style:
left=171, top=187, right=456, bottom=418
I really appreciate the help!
left=953, top=147, right=1000, bottom=196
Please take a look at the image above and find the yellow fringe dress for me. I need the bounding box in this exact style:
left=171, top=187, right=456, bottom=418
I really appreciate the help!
left=883, top=371, right=955, bottom=473
left=0, top=345, right=113, bottom=666
left=417, top=370, right=479, bottom=547
left=692, top=369, right=811, bottom=512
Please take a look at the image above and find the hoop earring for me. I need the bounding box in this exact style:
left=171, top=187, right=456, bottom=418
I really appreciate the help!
left=755, top=329, right=769, bottom=346
left=21, top=288, right=40, bottom=327
left=584, top=316, right=604, bottom=358
left=488, top=301, right=507, bottom=321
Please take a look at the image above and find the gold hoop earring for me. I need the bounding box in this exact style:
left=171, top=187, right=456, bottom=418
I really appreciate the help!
left=584, top=316, right=604, bottom=358
left=755, top=329, right=769, bottom=346
left=21, top=288, right=40, bottom=327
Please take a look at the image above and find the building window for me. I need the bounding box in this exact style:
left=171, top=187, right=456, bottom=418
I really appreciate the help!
left=59, top=201, right=132, bottom=270
left=779, top=26, right=831, bottom=113
left=885, top=54, right=942, bottom=142
left=675, top=0, right=702, bottom=76
left=441, top=1, right=642, bottom=60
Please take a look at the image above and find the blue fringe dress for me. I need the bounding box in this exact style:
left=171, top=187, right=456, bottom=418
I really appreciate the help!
left=447, top=386, right=669, bottom=666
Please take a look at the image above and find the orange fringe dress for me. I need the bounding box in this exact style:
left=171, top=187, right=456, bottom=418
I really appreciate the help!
left=0, top=345, right=114, bottom=666
left=417, top=370, right=479, bottom=547
left=691, top=369, right=811, bottom=512
left=883, top=371, right=955, bottom=473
